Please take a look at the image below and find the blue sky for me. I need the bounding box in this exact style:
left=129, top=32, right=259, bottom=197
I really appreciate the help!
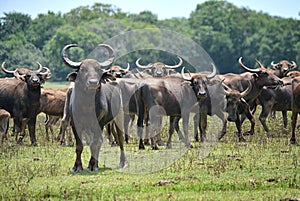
left=1, top=0, right=299, bottom=20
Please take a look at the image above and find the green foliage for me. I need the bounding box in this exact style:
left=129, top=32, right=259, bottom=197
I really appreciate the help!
left=0, top=1, right=299, bottom=80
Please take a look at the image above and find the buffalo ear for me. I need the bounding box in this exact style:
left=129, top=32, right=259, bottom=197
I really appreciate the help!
left=252, top=73, right=258, bottom=79
left=66, top=72, right=77, bottom=82
left=101, top=72, right=116, bottom=83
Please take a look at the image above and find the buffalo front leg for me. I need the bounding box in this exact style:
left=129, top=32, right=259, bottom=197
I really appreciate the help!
left=193, top=114, right=200, bottom=142
left=282, top=111, right=288, bottom=129
left=88, top=137, right=102, bottom=172
left=71, top=121, right=83, bottom=172
left=235, top=115, right=246, bottom=142
left=27, top=118, right=37, bottom=146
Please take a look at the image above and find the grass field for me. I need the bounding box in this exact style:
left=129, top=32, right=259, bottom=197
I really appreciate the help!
left=0, top=83, right=299, bottom=200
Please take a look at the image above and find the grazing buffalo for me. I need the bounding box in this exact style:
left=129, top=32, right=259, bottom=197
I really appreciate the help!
left=135, top=56, right=182, bottom=77
left=0, top=62, right=51, bottom=145
left=62, top=44, right=127, bottom=172
left=0, top=109, right=10, bottom=145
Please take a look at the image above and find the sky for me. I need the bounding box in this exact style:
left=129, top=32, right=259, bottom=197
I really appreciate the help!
left=0, top=0, right=299, bottom=20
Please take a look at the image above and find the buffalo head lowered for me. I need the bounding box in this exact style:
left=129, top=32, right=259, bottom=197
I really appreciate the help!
left=1, top=62, right=51, bottom=89
left=62, top=44, right=116, bottom=90
left=136, top=56, right=183, bottom=77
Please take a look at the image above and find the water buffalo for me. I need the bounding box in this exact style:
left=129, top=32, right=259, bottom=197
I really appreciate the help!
left=62, top=44, right=127, bottom=172
left=39, top=88, right=67, bottom=141
left=135, top=64, right=217, bottom=149
left=0, top=109, right=10, bottom=145
left=0, top=62, right=51, bottom=145
left=257, top=77, right=292, bottom=137
left=223, top=82, right=253, bottom=141
left=135, top=56, right=182, bottom=77
left=108, top=64, right=130, bottom=78
left=219, top=57, right=283, bottom=136
left=270, top=60, right=297, bottom=77
left=290, top=76, right=300, bottom=144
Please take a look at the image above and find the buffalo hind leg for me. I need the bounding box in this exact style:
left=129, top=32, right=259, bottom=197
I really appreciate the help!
left=291, top=110, right=298, bottom=144
left=114, top=121, right=128, bottom=168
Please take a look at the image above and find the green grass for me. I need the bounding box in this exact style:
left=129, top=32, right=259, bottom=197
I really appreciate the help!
left=0, top=101, right=299, bottom=200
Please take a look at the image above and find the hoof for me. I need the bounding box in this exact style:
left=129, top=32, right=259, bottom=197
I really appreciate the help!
left=157, top=140, right=165, bottom=146
left=243, top=131, right=254, bottom=136
left=185, top=143, right=193, bottom=148
left=144, top=139, right=150, bottom=146
left=290, top=138, right=296, bottom=144
left=266, top=133, right=274, bottom=138
left=119, top=160, right=129, bottom=168
left=238, top=137, right=247, bottom=142
left=71, top=166, right=83, bottom=173
left=139, top=144, right=145, bottom=150
left=166, top=143, right=172, bottom=149
left=152, top=145, right=159, bottom=150
left=87, top=167, right=98, bottom=172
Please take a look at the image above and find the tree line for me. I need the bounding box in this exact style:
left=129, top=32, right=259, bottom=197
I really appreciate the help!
left=0, top=1, right=299, bottom=81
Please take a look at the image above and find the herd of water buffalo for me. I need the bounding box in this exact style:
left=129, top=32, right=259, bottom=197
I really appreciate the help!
left=0, top=43, right=299, bottom=172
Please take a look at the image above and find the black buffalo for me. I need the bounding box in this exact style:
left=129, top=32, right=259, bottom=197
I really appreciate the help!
left=0, top=62, right=51, bottom=145
left=62, top=44, right=128, bottom=172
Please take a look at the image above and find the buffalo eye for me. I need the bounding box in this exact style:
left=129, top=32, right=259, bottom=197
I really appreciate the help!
left=260, top=72, right=268, bottom=77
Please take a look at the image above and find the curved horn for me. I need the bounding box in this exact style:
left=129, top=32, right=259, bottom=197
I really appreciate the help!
left=39, top=67, right=52, bottom=79
left=165, top=56, right=183, bottom=69
left=35, top=62, right=44, bottom=73
left=181, top=67, right=192, bottom=81
left=135, top=58, right=152, bottom=69
left=291, top=61, right=297, bottom=68
left=1, top=62, right=15, bottom=74
left=13, top=70, right=26, bottom=81
left=120, top=63, right=130, bottom=72
left=238, top=57, right=260, bottom=73
left=240, top=81, right=252, bottom=97
left=207, top=63, right=217, bottom=79
left=255, top=59, right=265, bottom=69
left=222, top=83, right=231, bottom=96
left=271, top=61, right=280, bottom=69
left=97, top=44, right=115, bottom=68
left=61, top=44, right=82, bottom=69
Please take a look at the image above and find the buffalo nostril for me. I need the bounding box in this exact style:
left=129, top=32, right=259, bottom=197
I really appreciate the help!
left=88, top=79, right=99, bottom=85
left=32, top=78, right=38, bottom=83
left=198, top=91, right=206, bottom=96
